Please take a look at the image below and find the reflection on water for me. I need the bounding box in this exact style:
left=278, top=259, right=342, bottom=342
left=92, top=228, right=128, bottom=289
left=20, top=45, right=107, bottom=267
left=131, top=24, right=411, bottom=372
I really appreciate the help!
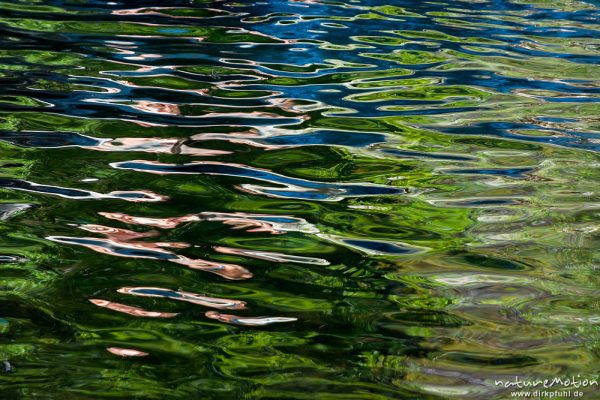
left=0, top=0, right=598, bottom=398
left=106, top=347, right=149, bottom=357
left=117, top=287, right=247, bottom=310
left=89, top=299, right=179, bottom=318
left=205, top=311, right=298, bottom=326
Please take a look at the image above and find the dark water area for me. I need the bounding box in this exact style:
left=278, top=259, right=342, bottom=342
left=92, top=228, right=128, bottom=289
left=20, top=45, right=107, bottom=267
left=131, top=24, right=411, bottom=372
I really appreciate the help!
left=0, top=0, right=599, bottom=398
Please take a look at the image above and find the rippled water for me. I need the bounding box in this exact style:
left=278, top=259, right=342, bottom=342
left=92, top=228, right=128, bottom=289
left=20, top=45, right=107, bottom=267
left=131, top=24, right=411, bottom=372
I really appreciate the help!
left=0, top=0, right=599, bottom=398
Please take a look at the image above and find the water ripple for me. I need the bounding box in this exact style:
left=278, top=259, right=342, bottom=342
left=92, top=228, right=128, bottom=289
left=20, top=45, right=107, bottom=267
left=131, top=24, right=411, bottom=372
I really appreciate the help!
left=117, top=287, right=246, bottom=310
left=111, top=160, right=408, bottom=201
left=0, top=0, right=598, bottom=398
left=0, top=178, right=167, bottom=202
left=47, top=235, right=253, bottom=280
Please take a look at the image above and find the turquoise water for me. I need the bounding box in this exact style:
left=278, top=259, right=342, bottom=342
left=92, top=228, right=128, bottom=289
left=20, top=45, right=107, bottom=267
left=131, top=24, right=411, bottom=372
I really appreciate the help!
left=0, top=0, right=599, bottom=398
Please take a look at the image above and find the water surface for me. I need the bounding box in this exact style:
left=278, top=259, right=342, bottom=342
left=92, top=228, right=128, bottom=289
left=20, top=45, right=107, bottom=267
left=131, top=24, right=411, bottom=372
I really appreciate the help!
left=0, top=0, right=599, bottom=398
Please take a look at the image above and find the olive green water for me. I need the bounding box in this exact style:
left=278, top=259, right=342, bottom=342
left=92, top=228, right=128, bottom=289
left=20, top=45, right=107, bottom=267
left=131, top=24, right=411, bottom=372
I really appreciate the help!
left=0, top=0, right=599, bottom=398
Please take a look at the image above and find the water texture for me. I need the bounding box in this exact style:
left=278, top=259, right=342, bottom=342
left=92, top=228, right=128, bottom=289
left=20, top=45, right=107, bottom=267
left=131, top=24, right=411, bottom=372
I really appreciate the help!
left=0, top=0, right=599, bottom=398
